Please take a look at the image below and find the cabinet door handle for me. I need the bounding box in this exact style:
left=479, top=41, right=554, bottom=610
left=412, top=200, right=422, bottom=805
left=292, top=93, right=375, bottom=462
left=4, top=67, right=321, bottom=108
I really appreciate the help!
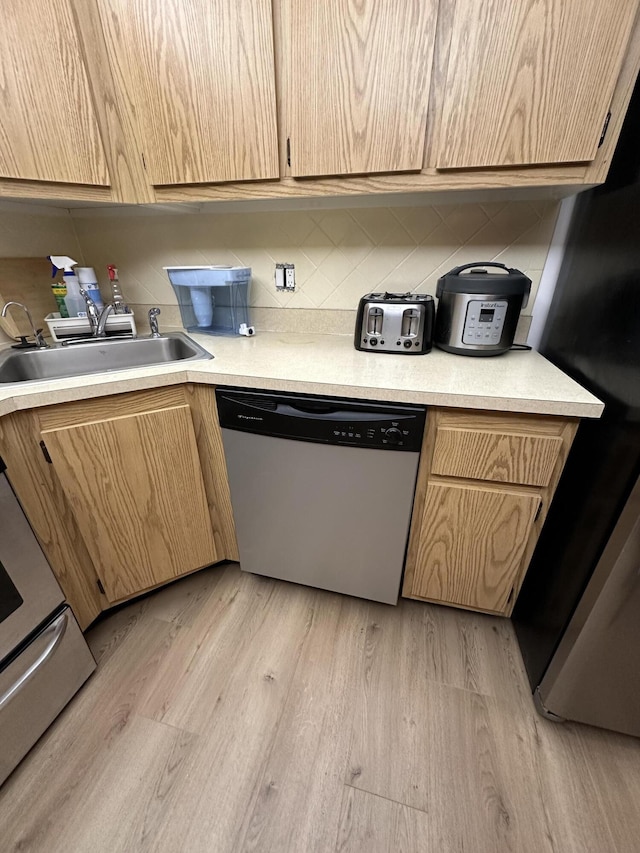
left=39, top=440, right=52, bottom=464
left=535, top=500, right=543, bottom=522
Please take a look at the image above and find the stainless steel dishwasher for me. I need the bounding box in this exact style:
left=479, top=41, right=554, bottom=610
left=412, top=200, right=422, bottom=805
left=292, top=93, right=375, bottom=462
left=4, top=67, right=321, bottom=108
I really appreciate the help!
left=216, top=389, right=426, bottom=605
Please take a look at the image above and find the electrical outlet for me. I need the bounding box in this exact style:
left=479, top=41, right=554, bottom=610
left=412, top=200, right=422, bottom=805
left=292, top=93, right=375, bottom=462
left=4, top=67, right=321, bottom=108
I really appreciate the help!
left=275, top=263, right=295, bottom=291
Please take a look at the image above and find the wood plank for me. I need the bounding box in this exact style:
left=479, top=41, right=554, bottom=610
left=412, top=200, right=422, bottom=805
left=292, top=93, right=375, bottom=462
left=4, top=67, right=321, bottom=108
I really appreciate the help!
left=0, top=0, right=109, bottom=185
left=237, top=592, right=369, bottom=852
left=347, top=602, right=555, bottom=851
left=139, top=562, right=229, bottom=629
left=138, top=568, right=288, bottom=733
left=335, top=787, right=431, bottom=853
left=283, top=0, right=438, bottom=177
left=2, top=567, right=639, bottom=852
left=431, top=426, right=563, bottom=487
left=573, top=723, right=640, bottom=852
left=42, top=404, right=218, bottom=602
left=96, top=0, right=279, bottom=185
left=138, top=579, right=318, bottom=851
left=436, top=0, right=639, bottom=168
left=525, top=718, right=624, bottom=853
left=411, top=481, right=540, bottom=613
left=0, top=616, right=191, bottom=851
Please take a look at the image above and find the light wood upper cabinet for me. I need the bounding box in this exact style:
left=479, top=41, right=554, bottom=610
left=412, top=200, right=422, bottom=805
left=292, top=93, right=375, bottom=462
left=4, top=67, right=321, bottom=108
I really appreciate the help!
left=282, top=0, right=439, bottom=177
left=435, top=0, right=639, bottom=169
left=42, top=403, right=219, bottom=603
left=0, top=0, right=109, bottom=185
left=95, top=0, right=279, bottom=186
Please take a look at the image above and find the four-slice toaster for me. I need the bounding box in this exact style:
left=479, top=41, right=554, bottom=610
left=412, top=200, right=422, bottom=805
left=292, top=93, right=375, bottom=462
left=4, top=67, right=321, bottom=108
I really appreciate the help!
left=354, top=292, right=435, bottom=354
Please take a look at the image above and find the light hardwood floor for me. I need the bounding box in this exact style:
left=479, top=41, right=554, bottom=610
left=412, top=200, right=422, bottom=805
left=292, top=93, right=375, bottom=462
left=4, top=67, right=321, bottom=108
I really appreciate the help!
left=1, top=563, right=639, bottom=852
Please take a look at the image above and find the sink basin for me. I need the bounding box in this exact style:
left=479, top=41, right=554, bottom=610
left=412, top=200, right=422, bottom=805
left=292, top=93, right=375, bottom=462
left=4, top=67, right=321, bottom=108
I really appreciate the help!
left=0, top=333, right=212, bottom=384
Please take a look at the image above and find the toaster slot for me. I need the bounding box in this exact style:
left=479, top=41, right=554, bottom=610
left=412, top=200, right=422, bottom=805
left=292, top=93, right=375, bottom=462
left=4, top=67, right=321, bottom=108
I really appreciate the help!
left=402, top=308, right=420, bottom=337
left=367, top=306, right=384, bottom=335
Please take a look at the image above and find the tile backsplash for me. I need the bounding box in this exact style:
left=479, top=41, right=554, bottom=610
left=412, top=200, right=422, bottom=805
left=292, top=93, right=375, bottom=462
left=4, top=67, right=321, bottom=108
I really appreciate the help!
left=72, top=200, right=559, bottom=324
left=0, top=203, right=82, bottom=342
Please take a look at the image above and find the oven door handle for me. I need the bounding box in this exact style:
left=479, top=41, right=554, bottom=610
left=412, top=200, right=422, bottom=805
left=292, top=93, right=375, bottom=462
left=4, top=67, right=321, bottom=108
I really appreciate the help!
left=0, top=610, right=68, bottom=712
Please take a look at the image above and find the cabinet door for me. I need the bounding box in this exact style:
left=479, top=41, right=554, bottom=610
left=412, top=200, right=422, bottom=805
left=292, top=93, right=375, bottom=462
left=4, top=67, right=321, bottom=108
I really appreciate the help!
left=283, top=0, right=439, bottom=177
left=0, top=0, right=109, bottom=184
left=412, top=481, right=540, bottom=613
left=96, top=0, right=279, bottom=186
left=436, top=0, right=639, bottom=169
left=42, top=404, right=218, bottom=603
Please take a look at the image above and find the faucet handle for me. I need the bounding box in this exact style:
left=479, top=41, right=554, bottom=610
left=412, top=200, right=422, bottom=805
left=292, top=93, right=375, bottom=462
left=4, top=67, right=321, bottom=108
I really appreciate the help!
left=148, top=307, right=161, bottom=338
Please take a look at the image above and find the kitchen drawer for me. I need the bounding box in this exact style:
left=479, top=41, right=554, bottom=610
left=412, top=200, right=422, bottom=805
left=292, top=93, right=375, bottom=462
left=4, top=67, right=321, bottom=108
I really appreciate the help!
left=431, top=425, right=564, bottom=487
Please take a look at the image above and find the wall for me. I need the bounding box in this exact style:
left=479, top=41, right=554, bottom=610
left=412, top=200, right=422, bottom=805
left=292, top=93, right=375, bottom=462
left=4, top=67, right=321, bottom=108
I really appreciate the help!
left=0, top=202, right=82, bottom=342
left=72, top=199, right=559, bottom=336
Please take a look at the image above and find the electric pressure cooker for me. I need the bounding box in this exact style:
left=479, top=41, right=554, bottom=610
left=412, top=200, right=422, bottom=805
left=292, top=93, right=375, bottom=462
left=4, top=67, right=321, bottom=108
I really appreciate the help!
left=434, top=262, right=531, bottom=356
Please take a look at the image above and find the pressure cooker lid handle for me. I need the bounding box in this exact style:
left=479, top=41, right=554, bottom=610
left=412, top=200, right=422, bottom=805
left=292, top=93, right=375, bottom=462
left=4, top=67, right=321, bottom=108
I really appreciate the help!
left=446, top=261, right=514, bottom=276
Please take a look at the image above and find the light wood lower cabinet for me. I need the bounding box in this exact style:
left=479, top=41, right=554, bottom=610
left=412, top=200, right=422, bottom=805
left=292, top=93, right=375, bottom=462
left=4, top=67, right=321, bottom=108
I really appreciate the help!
left=41, top=404, right=218, bottom=603
left=410, top=481, right=540, bottom=613
left=403, top=408, right=578, bottom=616
left=0, top=384, right=237, bottom=629
left=0, top=388, right=579, bottom=626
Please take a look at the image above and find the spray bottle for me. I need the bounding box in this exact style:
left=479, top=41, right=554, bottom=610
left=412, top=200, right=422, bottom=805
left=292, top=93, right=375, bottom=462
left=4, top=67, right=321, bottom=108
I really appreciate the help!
left=48, top=256, right=85, bottom=318
left=76, top=267, right=104, bottom=310
left=49, top=264, right=69, bottom=318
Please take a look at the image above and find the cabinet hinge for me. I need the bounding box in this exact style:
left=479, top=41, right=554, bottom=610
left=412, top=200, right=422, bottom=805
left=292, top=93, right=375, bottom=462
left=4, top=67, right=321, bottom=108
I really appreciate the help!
left=598, top=111, right=612, bottom=148
left=97, top=578, right=105, bottom=595
left=535, top=500, right=543, bottom=522
left=39, top=441, right=52, bottom=464
left=286, top=138, right=291, bottom=168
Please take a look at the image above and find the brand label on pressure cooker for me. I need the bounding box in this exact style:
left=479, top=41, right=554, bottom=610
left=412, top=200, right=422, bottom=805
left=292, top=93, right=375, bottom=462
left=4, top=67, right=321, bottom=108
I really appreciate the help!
left=462, top=299, right=508, bottom=346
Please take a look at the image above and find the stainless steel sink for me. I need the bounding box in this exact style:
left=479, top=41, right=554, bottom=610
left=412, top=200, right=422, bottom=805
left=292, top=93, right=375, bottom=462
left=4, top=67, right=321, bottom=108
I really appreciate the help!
left=0, top=333, right=212, bottom=384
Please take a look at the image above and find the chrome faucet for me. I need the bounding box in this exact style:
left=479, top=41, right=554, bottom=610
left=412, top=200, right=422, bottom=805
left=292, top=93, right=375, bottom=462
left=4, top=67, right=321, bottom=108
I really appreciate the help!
left=80, top=288, right=114, bottom=338
left=1, top=301, right=48, bottom=348
left=148, top=307, right=161, bottom=338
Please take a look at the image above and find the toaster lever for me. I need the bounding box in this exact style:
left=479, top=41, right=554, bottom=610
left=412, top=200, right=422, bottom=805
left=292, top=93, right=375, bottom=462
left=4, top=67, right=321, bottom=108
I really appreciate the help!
left=367, top=306, right=384, bottom=335
left=402, top=308, right=420, bottom=337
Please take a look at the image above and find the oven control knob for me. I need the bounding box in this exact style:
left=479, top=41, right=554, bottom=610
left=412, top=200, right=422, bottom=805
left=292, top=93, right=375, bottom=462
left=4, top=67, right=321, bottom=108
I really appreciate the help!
left=384, top=427, right=403, bottom=445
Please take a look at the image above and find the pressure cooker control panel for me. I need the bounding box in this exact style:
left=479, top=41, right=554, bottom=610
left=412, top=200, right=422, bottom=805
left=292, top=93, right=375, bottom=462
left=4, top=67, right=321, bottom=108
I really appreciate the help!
left=462, top=300, right=508, bottom=345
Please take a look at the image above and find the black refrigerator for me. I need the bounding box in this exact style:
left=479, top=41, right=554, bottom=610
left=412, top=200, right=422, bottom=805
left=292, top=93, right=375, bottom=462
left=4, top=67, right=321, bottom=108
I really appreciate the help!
left=512, top=80, right=640, bottom=737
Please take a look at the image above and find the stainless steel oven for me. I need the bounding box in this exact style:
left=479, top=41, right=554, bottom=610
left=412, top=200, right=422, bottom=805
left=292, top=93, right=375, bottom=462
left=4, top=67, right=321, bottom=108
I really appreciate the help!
left=0, top=462, right=95, bottom=786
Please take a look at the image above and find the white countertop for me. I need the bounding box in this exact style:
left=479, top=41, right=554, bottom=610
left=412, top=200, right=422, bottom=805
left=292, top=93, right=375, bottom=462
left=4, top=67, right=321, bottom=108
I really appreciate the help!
left=0, top=332, right=604, bottom=419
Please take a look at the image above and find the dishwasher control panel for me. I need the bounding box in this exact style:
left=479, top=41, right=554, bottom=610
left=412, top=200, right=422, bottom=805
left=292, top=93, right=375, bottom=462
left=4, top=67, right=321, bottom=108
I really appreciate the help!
left=216, top=389, right=426, bottom=452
